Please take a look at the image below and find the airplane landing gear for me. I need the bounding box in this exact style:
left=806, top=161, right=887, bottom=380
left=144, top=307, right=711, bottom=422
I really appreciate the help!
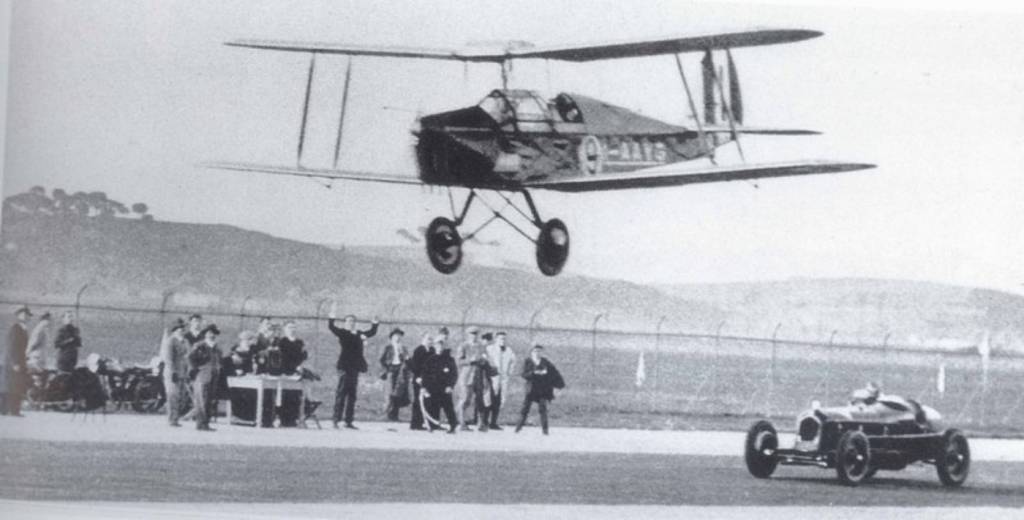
left=425, top=188, right=570, bottom=276
left=425, top=217, right=463, bottom=274
left=536, top=218, right=569, bottom=276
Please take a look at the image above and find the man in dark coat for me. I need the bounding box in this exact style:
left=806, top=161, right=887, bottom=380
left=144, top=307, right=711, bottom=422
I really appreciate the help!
left=3, top=306, right=31, bottom=416
left=515, top=344, right=565, bottom=435
left=421, top=338, right=458, bottom=433
left=54, top=310, right=82, bottom=373
left=327, top=302, right=378, bottom=429
left=406, top=332, right=435, bottom=430
left=379, top=328, right=409, bottom=422
left=187, top=324, right=222, bottom=431
left=276, top=321, right=307, bottom=427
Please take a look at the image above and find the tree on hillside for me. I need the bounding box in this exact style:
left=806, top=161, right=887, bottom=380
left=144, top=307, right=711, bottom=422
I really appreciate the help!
left=3, top=186, right=151, bottom=220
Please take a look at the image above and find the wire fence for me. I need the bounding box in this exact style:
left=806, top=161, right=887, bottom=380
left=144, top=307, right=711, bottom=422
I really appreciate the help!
left=2, top=294, right=1022, bottom=433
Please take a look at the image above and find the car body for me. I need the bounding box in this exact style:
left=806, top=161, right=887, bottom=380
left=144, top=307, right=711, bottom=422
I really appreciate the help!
left=744, top=392, right=970, bottom=486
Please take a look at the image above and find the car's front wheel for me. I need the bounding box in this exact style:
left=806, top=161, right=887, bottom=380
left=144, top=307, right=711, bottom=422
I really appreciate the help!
left=836, top=430, right=872, bottom=486
left=936, top=429, right=970, bottom=487
left=745, top=420, right=779, bottom=478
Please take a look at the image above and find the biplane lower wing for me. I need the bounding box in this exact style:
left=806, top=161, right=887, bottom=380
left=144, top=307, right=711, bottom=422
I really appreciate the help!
left=523, top=160, right=875, bottom=192
left=203, top=162, right=424, bottom=186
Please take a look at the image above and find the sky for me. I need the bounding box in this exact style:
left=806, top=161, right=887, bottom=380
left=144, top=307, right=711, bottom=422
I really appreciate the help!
left=2, top=0, right=1024, bottom=294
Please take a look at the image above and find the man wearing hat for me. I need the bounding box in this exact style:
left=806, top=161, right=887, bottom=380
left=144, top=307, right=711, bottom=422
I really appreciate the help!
left=54, top=311, right=82, bottom=373
left=159, top=318, right=189, bottom=427
left=187, top=324, right=222, bottom=431
left=3, top=306, right=31, bottom=416
left=379, top=327, right=409, bottom=421
left=26, top=312, right=52, bottom=374
left=184, top=314, right=205, bottom=346
left=515, top=343, right=565, bottom=435
left=454, top=325, right=481, bottom=430
left=407, top=331, right=435, bottom=430
left=486, top=331, right=516, bottom=430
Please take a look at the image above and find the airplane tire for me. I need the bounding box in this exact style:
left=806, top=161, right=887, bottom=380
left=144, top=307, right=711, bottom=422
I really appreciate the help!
left=535, top=218, right=570, bottom=276
left=425, top=217, right=462, bottom=274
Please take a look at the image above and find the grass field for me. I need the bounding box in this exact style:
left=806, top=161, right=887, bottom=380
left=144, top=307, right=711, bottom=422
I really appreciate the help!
left=9, top=306, right=1024, bottom=436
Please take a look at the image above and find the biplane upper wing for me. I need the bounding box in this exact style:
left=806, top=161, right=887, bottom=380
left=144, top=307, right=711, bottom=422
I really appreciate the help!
left=204, top=162, right=424, bottom=186
left=523, top=160, right=874, bottom=193
left=225, top=29, right=822, bottom=62
left=507, top=29, right=822, bottom=61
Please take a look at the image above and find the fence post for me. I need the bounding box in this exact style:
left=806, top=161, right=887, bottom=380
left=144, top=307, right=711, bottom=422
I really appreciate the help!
left=315, top=297, right=332, bottom=367
left=528, top=304, right=548, bottom=343
left=881, top=331, right=891, bottom=388
left=715, top=320, right=726, bottom=349
left=590, top=313, right=606, bottom=391
left=238, top=295, right=252, bottom=330
left=74, top=283, right=91, bottom=324
left=159, top=289, right=175, bottom=329
left=654, top=315, right=667, bottom=392
left=770, top=323, right=782, bottom=388
left=826, top=329, right=838, bottom=403
left=460, top=305, right=473, bottom=337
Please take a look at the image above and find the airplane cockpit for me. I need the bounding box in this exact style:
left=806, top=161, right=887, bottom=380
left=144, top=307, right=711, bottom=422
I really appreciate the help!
left=478, top=90, right=585, bottom=130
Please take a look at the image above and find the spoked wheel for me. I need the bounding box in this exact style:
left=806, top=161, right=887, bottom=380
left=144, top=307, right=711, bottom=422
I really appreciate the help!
left=744, top=420, right=779, bottom=478
left=836, top=430, right=872, bottom=486
left=936, top=429, right=970, bottom=487
left=535, top=218, right=570, bottom=276
left=425, top=217, right=463, bottom=274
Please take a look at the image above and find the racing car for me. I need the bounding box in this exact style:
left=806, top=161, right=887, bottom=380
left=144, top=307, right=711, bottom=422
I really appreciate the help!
left=744, top=383, right=970, bottom=486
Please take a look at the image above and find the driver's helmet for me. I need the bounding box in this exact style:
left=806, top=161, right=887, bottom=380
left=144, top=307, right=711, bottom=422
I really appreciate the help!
left=850, top=381, right=881, bottom=405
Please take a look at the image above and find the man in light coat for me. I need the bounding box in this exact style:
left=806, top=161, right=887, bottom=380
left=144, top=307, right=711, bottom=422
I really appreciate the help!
left=159, top=318, right=189, bottom=427
left=454, top=326, right=480, bottom=430
left=485, top=331, right=516, bottom=430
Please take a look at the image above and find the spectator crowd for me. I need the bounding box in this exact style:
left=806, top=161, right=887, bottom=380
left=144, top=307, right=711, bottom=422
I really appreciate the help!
left=3, top=303, right=566, bottom=436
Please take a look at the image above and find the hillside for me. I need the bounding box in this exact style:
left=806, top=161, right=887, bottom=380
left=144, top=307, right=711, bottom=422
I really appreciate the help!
left=0, top=213, right=725, bottom=329
left=1, top=212, right=1022, bottom=352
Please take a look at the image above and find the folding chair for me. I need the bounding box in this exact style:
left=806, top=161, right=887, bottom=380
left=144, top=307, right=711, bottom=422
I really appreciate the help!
left=301, top=398, right=322, bottom=429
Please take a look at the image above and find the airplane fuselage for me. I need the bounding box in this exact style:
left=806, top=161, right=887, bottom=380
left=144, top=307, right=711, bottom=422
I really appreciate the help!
left=414, top=89, right=720, bottom=189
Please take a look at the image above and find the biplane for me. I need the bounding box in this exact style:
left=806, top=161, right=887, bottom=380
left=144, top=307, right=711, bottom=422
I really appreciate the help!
left=209, top=28, right=874, bottom=276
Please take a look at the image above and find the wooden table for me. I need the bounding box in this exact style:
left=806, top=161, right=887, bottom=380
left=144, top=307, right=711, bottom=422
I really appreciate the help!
left=226, top=375, right=305, bottom=428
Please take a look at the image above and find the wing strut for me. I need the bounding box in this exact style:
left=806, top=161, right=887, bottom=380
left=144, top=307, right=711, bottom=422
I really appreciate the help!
left=332, top=57, right=354, bottom=169
left=297, top=53, right=317, bottom=167
left=707, top=50, right=745, bottom=162
left=673, top=53, right=714, bottom=164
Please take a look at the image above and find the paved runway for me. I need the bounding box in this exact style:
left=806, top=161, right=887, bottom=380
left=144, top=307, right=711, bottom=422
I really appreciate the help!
left=2, top=412, right=1023, bottom=460
left=1, top=412, right=1022, bottom=519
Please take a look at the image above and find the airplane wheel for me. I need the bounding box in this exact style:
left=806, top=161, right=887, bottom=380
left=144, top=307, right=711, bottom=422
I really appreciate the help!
left=425, top=217, right=462, bottom=274
left=535, top=218, right=569, bottom=276
left=836, top=430, right=871, bottom=486
left=936, top=429, right=970, bottom=487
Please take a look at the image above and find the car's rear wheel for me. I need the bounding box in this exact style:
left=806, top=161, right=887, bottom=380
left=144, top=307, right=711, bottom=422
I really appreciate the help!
left=744, top=420, right=779, bottom=478
left=936, top=429, right=970, bottom=487
left=836, top=430, right=871, bottom=486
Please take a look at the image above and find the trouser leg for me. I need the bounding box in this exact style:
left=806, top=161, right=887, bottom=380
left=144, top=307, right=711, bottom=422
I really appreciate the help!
left=425, top=393, right=441, bottom=431
left=165, top=377, right=180, bottom=425
left=515, top=398, right=533, bottom=432
left=440, top=394, right=457, bottom=432
left=343, top=372, right=358, bottom=425
left=339, top=370, right=352, bottom=421
left=489, top=391, right=502, bottom=427
left=410, top=383, right=423, bottom=428
left=538, top=398, right=549, bottom=434
left=192, top=381, right=208, bottom=428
